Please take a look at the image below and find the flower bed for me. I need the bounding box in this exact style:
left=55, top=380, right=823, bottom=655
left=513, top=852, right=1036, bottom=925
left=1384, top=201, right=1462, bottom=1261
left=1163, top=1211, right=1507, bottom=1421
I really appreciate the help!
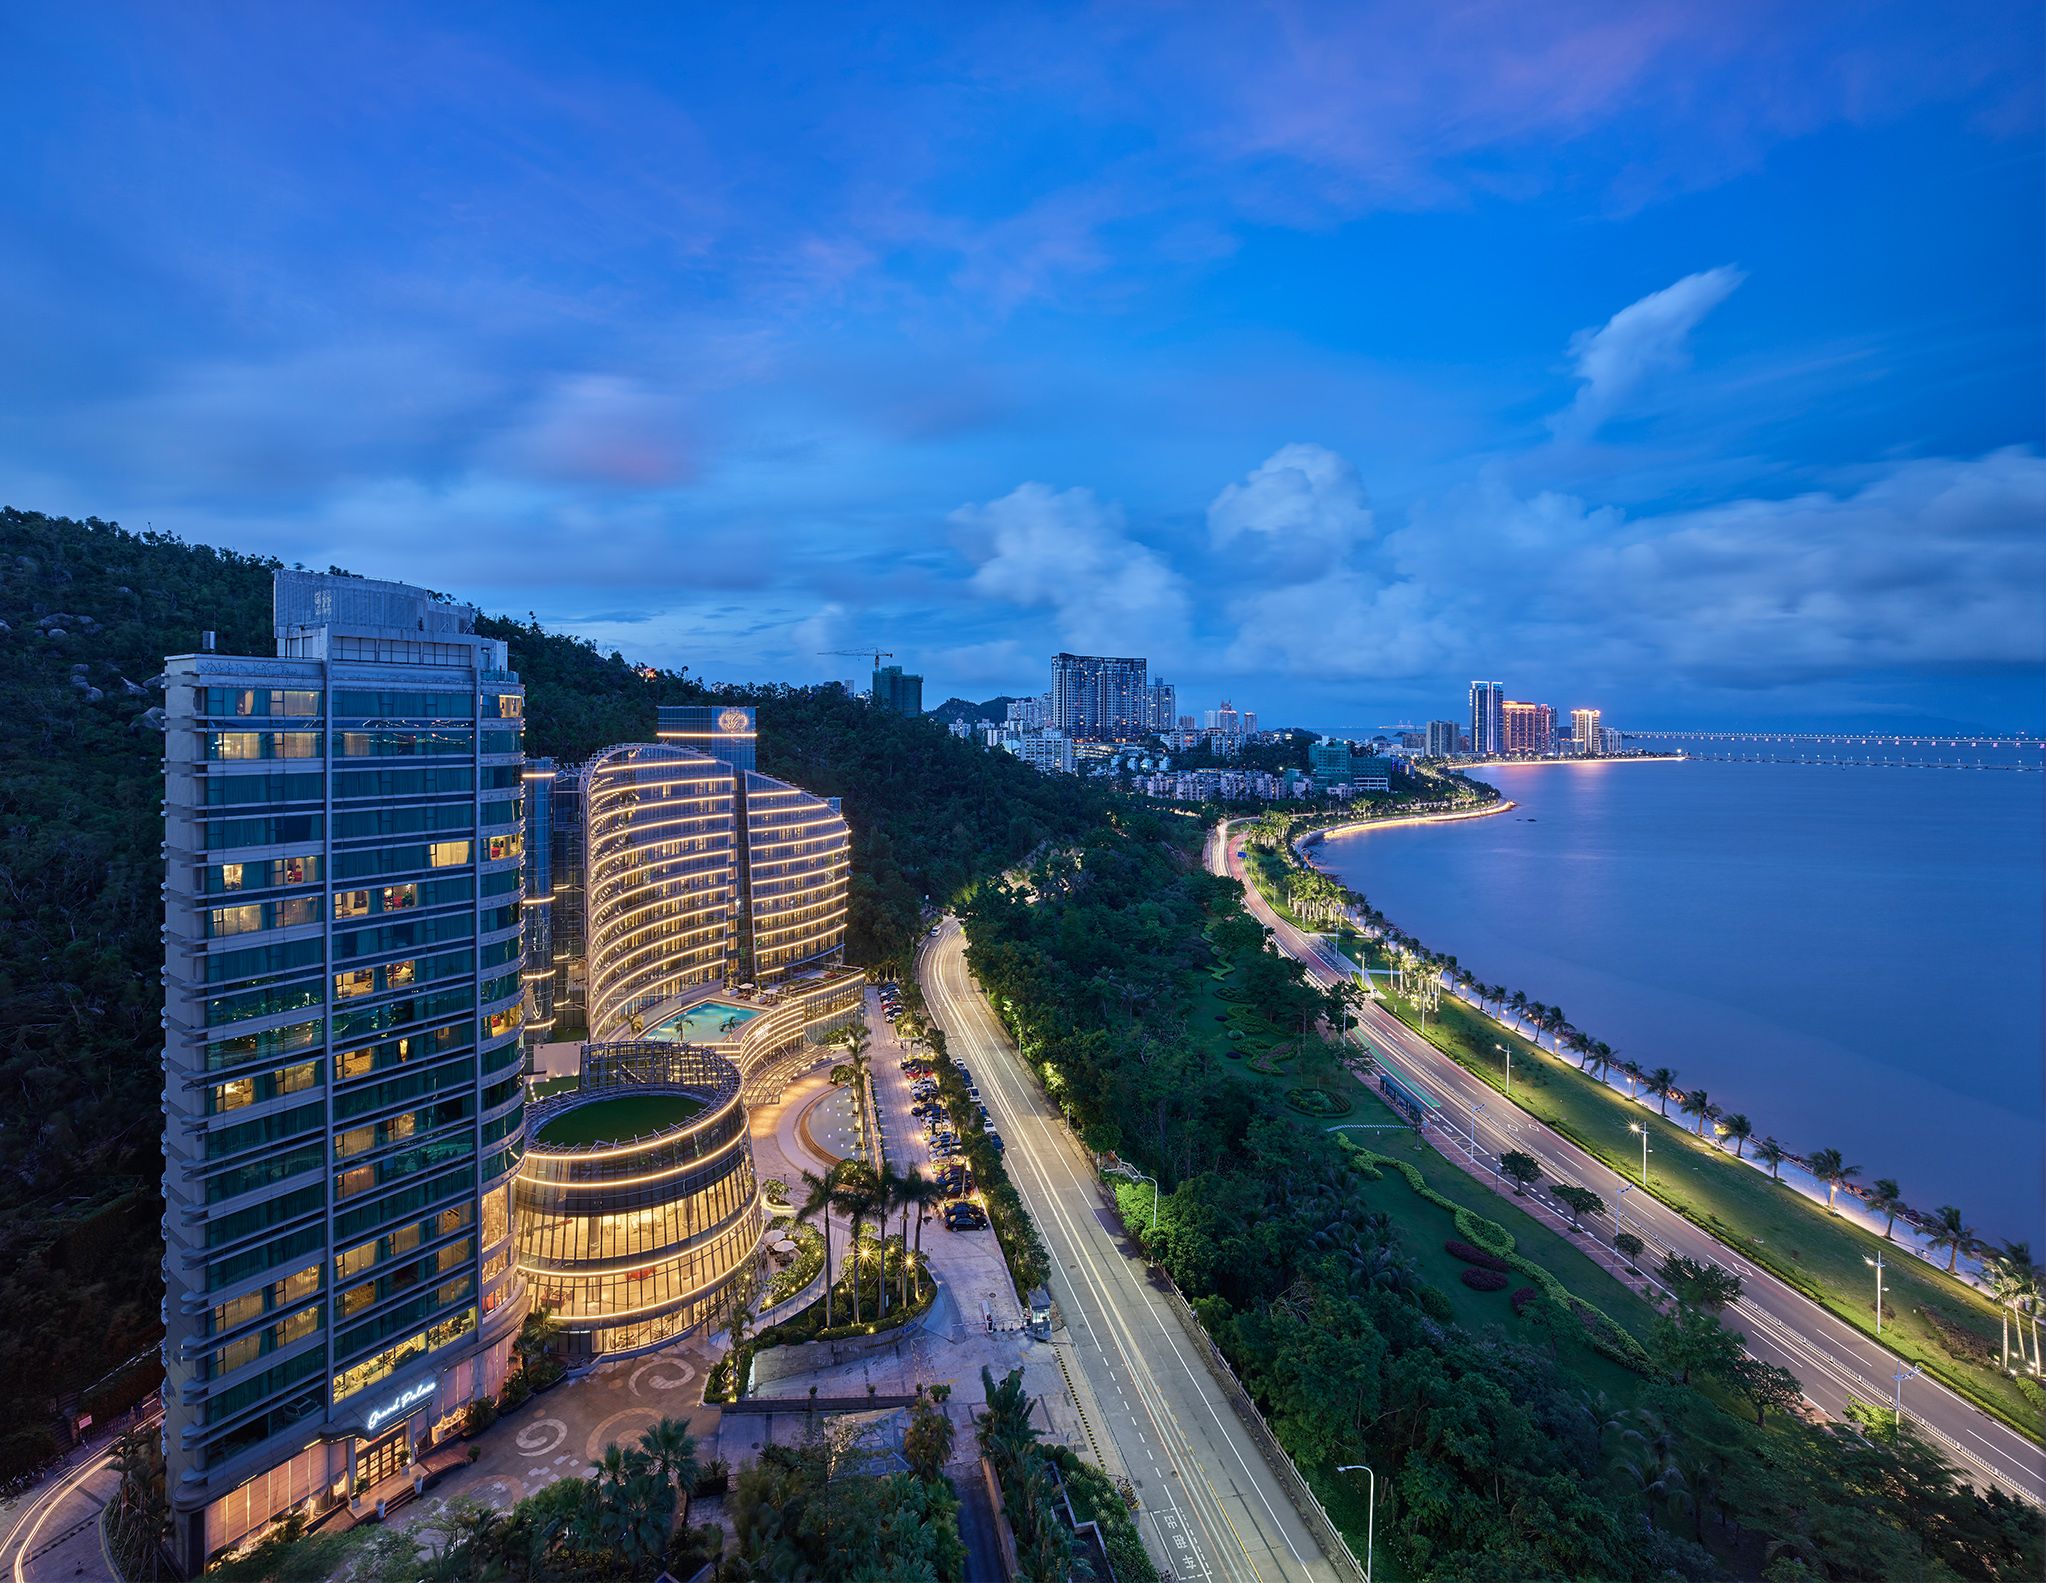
left=1285, top=1086, right=1352, bottom=1117
left=1444, top=1239, right=1511, bottom=1273
left=1461, top=1267, right=1509, bottom=1291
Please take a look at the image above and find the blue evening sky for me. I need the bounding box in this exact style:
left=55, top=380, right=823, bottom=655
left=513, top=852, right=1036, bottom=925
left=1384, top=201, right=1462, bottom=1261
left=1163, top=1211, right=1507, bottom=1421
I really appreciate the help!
left=2, top=2, right=2040, bottom=728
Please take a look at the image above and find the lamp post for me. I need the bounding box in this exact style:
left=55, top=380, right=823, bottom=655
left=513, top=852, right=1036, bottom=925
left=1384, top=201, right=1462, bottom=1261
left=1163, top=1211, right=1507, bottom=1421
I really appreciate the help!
left=1615, top=1183, right=1631, bottom=1251
left=1865, top=1251, right=1885, bottom=1336
left=1335, top=1462, right=1376, bottom=1583
left=1628, top=1122, right=1650, bottom=1186
left=1892, top=1362, right=1923, bottom=1424
left=1494, top=1041, right=1511, bottom=1096
left=1467, top=1099, right=1484, bottom=1164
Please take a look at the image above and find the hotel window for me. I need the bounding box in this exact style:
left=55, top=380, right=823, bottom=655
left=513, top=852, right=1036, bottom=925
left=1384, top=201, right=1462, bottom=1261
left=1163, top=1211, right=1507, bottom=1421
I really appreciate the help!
left=487, top=833, right=522, bottom=861
left=340, top=1282, right=375, bottom=1319
left=429, top=841, right=471, bottom=869
left=335, top=969, right=374, bottom=1000
left=390, top=1223, right=421, bottom=1257
left=275, top=896, right=318, bottom=928
left=386, top=959, right=417, bottom=988
left=437, top=1238, right=472, bottom=1274
left=276, top=1265, right=319, bottom=1305
left=335, top=1126, right=375, bottom=1160
left=275, top=1060, right=318, bottom=1094
left=381, top=883, right=418, bottom=911
left=337, top=1240, right=376, bottom=1281
left=334, top=890, right=371, bottom=919
left=495, top=694, right=523, bottom=719
left=219, top=862, right=245, bottom=892
left=212, top=1077, right=256, bottom=1113
left=279, top=1305, right=318, bottom=1346
left=337, top=1165, right=374, bottom=1200
left=481, top=1186, right=509, bottom=1248
left=212, top=1290, right=264, bottom=1333
left=340, top=1047, right=375, bottom=1081
left=209, top=903, right=263, bottom=940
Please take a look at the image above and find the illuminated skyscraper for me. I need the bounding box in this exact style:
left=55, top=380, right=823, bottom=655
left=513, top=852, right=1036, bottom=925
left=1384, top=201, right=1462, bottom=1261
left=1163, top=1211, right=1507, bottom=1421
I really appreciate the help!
left=1501, top=700, right=1555, bottom=755
left=1051, top=652, right=1149, bottom=741
left=159, top=573, right=529, bottom=1570
left=1572, top=708, right=1604, bottom=756
left=1468, top=681, right=1504, bottom=758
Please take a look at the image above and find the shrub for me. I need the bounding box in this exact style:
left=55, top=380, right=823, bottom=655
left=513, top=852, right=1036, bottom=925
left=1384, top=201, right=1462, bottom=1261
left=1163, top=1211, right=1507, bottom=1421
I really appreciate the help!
left=1461, top=1267, right=1510, bottom=1291
left=462, top=1397, right=498, bottom=1437
left=693, top=1458, right=732, bottom=1498
left=1414, top=1284, right=1455, bottom=1323
left=1444, top=1239, right=1511, bottom=1272
left=1510, top=1286, right=1538, bottom=1315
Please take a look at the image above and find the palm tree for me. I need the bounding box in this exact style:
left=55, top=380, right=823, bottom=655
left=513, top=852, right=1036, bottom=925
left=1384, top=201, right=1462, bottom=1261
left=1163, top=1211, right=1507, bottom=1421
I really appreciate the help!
left=638, top=1418, right=699, bottom=1514
left=833, top=1166, right=880, bottom=1325
left=1808, top=1148, right=1860, bottom=1211
left=1755, top=1137, right=1786, bottom=1180
left=1999, top=1244, right=2045, bottom=1374
left=1987, top=1254, right=2028, bottom=1372
left=1925, top=1204, right=1976, bottom=1274
left=797, top=1164, right=842, bottom=1327
left=1619, top=1059, right=1644, bottom=1099
left=1588, top=1041, right=1614, bottom=1083
left=1721, top=1114, right=1753, bottom=1159
left=515, top=1305, right=561, bottom=1385
left=1679, top=1088, right=1715, bottom=1139
left=895, top=1167, right=943, bottom=1306
left=1647, top=1067, right=1677, bottom=1117
left=1508, top=989, right=1529, bottom=1029
left=1866, top=1178, right=1904, bottom=1238
left=869, top=1168, right=901, bottom=1318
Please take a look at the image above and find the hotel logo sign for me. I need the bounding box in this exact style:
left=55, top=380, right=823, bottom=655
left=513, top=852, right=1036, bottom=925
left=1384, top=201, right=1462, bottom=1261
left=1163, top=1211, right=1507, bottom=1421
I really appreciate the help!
left=364, top=1378, right=435, bottom=1433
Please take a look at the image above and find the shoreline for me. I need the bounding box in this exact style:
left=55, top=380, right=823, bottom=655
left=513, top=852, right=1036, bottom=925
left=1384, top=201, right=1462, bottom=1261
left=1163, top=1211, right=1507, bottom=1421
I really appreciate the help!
left=1298, top=798, right=1516, bottom=845
left=1457, top=753, right=1687, bottom=769
left=1295, top=809, right=2011, bottom=1293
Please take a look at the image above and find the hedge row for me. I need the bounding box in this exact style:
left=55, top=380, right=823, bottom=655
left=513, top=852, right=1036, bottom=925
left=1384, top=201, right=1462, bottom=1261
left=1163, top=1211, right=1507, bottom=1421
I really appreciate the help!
left=1343, top=1141, right=1651, bottom=1372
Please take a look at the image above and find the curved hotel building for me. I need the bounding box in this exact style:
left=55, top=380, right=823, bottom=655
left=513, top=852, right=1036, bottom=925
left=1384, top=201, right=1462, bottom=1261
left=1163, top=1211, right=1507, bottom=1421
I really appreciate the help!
left=514, top=1044, right=761, bottom=1359
left=160, top=575, right=528, bottom=1571
left=554, top=706, right=853, bottom=1047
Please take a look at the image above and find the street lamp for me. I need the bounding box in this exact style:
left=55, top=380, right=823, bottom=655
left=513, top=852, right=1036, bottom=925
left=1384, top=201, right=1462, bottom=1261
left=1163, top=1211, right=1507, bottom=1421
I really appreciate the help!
left=1892, top=1362, right=1923, bottom=1424
left=1467, top=1099, right=1484, bottom=1164
left=1865, top=1251, right=1885, bottom=1336
left=1628, top=1122, right=1650, bottom=1186
left=1335, top=1462, right=1376, bottom=1583
left=1615, top=1183, right=1631, bottom=1251
left=1494, top=1041, right=1511, bottom=1096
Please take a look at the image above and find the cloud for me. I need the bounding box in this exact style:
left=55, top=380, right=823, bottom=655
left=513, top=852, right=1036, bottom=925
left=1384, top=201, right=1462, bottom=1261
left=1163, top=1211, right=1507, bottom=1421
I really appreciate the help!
left=1551, top=266, right=1746, bottom=439
left=485, top=374, right=694, bottom=487
left=1207, top=443, right=1373, bottom=581
left=1234, top=447, right=2046, bottom=691
left=951, top=482, right=1190, bottom=656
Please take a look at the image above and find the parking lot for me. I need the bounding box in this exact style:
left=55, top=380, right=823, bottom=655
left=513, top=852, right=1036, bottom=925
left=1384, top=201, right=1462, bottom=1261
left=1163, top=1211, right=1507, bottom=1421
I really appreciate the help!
left=866, top=983, right=1022, bottom=1331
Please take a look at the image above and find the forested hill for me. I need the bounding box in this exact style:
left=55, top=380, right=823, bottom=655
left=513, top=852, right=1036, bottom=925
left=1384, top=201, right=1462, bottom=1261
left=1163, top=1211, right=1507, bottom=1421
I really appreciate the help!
left=924, top=693, right=1020, bottom=727
left=0, top=506, right=1111, bottom=1475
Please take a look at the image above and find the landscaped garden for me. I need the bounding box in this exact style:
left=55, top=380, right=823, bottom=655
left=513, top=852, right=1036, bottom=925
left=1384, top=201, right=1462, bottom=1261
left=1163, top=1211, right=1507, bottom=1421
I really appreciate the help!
left=534, top=1091, right=706, bottom=1147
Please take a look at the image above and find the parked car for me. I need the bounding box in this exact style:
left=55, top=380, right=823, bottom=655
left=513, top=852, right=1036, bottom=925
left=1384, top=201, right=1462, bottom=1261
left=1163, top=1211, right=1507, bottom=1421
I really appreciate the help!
left=944, top=1201, right=987, bottom=1231
left=986, top=1132, right=1005, bottom=1154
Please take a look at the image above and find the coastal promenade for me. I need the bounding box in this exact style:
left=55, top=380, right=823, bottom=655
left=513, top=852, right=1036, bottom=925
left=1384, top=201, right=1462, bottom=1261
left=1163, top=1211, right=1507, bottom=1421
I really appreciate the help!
left=1212, top=822, right=2046, bottom=1506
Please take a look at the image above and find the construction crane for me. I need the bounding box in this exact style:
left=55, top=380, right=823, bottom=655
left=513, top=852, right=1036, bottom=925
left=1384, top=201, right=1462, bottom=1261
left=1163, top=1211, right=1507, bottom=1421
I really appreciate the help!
left=819, top=647, right=895, bottom=672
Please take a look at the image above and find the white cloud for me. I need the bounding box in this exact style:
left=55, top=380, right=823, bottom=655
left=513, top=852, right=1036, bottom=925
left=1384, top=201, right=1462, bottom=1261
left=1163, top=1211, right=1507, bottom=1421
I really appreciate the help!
left=951, top=482, right=1190, bottom=656
left=1551, top=265, right=1746, bottom=439
left=1234, top=447, right=2046, bottom=689
left=1207, top=442, right=1373, bottom=581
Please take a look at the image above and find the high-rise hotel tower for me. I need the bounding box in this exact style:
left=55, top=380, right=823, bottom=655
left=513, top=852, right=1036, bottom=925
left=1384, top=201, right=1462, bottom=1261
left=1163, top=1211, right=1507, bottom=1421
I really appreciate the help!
left=160, top=573, right=529, bottom=1570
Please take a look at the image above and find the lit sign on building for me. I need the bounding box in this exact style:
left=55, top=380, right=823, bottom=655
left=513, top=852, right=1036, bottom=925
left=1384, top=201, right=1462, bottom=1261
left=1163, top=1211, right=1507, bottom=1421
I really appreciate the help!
left=364, top=1379, right=436, bottom=1433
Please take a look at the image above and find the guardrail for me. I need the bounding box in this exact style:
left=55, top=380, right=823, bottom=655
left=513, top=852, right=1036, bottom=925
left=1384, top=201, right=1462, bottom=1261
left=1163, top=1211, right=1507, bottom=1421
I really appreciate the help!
left=1147, top=1269, right=1369, bottom=1583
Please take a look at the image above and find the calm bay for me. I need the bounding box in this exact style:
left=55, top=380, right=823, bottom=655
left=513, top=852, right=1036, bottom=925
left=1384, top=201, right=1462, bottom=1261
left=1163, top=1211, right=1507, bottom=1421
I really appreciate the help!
left=1310, top=752, right=2045, bottom=1245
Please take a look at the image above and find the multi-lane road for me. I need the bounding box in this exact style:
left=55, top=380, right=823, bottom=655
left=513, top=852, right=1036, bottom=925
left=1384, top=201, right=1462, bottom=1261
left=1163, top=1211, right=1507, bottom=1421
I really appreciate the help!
left=1214, top=823, right=2046, bottom=1506
left=920, top=921, right=1344, bottom=1583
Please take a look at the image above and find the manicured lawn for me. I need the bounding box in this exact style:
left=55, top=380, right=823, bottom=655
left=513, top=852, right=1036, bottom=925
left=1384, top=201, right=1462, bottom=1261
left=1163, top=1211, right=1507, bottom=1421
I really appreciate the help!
left=535, top=1091, right=705, bottom=1147
left=1249, top=836, right=2043, bottom=1440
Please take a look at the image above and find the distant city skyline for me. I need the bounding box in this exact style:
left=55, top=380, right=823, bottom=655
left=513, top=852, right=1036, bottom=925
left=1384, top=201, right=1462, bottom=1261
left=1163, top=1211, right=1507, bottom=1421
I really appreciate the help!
left=2, top=4, right=2040, bottom=728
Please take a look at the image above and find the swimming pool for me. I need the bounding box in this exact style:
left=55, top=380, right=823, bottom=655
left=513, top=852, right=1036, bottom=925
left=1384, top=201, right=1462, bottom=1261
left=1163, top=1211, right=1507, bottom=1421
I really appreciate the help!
left=650, top=1000, right=762, bottom=1044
